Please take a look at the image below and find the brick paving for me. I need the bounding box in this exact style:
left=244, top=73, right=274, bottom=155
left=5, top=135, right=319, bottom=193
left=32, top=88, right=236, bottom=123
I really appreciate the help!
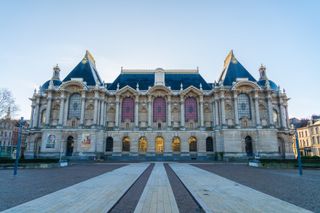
left=0, top=163, right=126, bottom=211
left=192, top=163, right=320, bottom=213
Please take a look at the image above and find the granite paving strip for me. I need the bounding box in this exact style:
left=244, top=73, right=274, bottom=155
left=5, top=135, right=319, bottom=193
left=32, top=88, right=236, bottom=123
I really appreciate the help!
left=109, top=163, right=155, bottom=213
left=3, top=163, right=149, bottom=213
left=170, top=163, right=312, bottom=213
left=164, top=163, right=204, bottom=213
left=134, top=162, right=179, bottom=213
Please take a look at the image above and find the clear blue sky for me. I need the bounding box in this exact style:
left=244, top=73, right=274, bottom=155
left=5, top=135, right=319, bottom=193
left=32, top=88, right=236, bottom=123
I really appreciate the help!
left=0, top=0, right=319, bottom=119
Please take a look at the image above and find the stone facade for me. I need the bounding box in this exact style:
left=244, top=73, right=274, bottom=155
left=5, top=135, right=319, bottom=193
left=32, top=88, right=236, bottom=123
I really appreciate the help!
left=25, top=51, right=294, bottom=160
left=292, top=120, right=320, bottom=157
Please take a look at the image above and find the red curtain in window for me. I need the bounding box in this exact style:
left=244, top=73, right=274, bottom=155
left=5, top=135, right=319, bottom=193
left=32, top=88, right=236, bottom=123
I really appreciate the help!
left=153, top=97, right=166, bottom=122
left=121, top=97, right=134, bottom=122
left=185, top=97, right=197, bottom=122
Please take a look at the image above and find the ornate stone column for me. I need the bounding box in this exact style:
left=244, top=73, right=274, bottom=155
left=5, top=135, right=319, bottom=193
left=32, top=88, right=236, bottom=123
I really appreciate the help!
left=93, top=90, right=99, bottom=125
left=45, top=91, right=52, bottom=126
left=284, top=103, right=289, bottom=129
left=100, top=98, right=105, bottom=126
left=211, top=98, right=215, bottom=128
left=63, top=93, right=69, bottom=126
left=279, top=98, right=286, bottom=129
left=58, top=91, right=65, bottom=126
left=167, top=95, right=172, bottom=128
left=135, top=95, right=139, bottom=128
left=200, top=95, right=204, bottom=128
left=33, top=97, right=41, bottom=128
left=104, top=99, right=108, bottom=127
left=233, top=92, right=239, bottom=128
left=115, top=95, right=120, bottom=128
left=267, top=92, right=274, bottom=127
left=30, top=104, right=35, bottom=128
left=214, top=96, right=219, bottom=128
left=147, top=95, right=152, bottom=129
left=80, top=91, right=86, bottom=126
left=254, top=91, right=261, bottom=128
left=180, top=96, right=185, bottom=129
left=220, top=91, right=226, bottom=128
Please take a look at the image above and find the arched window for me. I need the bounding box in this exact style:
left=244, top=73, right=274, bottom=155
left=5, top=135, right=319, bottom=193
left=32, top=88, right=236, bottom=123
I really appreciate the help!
left=122, top=136, right=130, bottom=152
left=206, top=137, right=214, bottom=152
left=172, top=136, right=181, bottom=152
left=185, top=97, right=198, bottom=122
left=245, top=136, right=253, bottom=156
left=189, top=136, right=197, bottom=152
left=138, top=137, right=148, bottom=153
left=153, top=97, right=166, bottom=122
left=155, top=136, right=164, bottom=153
left=68, top=93, right=81, bottom=119
left=122, top=97, right=134, bottom=122
left=106, top=137, right=113, bottom=152
left=238, top=94, right=251, bottom=119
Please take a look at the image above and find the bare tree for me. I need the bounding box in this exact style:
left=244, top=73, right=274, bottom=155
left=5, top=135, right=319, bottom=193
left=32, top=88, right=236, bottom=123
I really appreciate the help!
left=0, top=88, right=18, bottom=118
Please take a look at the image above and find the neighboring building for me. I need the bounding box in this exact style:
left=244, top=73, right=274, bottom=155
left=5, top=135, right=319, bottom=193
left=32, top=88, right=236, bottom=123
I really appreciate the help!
left=25, top=50, right=293, bottom=160
left=0, top=115, right=29, bottom=158
left=292, top=120, right=320, bottom=157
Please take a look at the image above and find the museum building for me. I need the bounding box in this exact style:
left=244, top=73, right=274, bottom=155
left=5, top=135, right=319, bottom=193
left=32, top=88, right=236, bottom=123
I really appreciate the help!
left=25, top=50, right=294, bottom=160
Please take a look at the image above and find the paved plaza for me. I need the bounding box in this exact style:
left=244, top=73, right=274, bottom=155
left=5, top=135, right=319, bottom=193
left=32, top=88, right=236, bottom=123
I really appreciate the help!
left=1, top=162, right=319, bottom=213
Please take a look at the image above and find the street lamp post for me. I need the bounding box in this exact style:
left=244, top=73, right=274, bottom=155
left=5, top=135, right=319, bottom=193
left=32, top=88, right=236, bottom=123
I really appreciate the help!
left=13, top=117, right=24, bottom=176
left=294, top=128, right=303, bottom=176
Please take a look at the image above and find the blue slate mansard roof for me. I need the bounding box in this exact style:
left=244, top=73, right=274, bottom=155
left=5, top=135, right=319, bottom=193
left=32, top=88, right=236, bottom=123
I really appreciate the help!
left=218, top=50, right=256, bottom=86
left=63, top=51, right=102, bottom=86
left=107, top=71, right=212, bottom=90
left=41, top=80, right=62, bottom=90
left=257, top=79, right=278, bottom=91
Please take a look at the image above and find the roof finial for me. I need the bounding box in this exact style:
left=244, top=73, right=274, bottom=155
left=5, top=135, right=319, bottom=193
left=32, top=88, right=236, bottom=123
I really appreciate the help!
left=180, top=82, right=183, bottom=90
left=52, top=64, right=60, bottom=80
left=199, top=83, right=202, bottom=90
left=117, top=83, right=120, bottom=91
left=259, top=64, right=268, bottom=81
left=136, top=82, right=139, bottom=91
left=84, top=50, right=96, bottom=66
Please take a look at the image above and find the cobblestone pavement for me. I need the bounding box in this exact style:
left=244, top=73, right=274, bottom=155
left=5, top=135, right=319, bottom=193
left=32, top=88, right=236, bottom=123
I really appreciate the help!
left=192, top=163, right=320, bottom=213
left=0, top=163, right=126, bottom=211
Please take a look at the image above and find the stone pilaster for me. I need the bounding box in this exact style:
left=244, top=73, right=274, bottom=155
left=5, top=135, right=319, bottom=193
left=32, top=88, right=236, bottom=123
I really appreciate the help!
left=147, top=95, right=152, bottom=129
left=93, top=90, right=99, bottom=125
left=33, top=97, right=41, bottom=128
left=135, top=95, right=139, bottom=128
left=211, top=98, right=215, bottom=128
left=100, top=98, right=105, bottom=126
left=267, top=92, right=274, bottom=128
left=80, top=91, right=86, bottom=126
left=63, top=93, right=69, bottom=126
left=214, top=96, right=219, bottom=128
left=220, top=91, right=226, bottom=128
left=254, top=91, right=261, bottom=128
left=115, top=95, right=120, bottom=128
left=58, top=92, right=65, bottom=126
left=199, top=95, right=204, bottom=128
left=279, top=98, right=286, bottom=129
left=167, top=96, right=172, bottom=129
left=180, top=96, right=185, bottom=129
left=45, top=92, right=52, bottom=126
left=30, top=104, right=35, bottom=128
left=233, top=92, right=240, bottom=128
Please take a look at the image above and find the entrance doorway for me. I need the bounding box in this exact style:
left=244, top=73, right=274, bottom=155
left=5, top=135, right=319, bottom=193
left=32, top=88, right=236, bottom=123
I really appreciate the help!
left=66, top=136, right=74, bottom=156
left=155, top=136, right=164, bottom=153
left=245, top=136, right=253, bottom=156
